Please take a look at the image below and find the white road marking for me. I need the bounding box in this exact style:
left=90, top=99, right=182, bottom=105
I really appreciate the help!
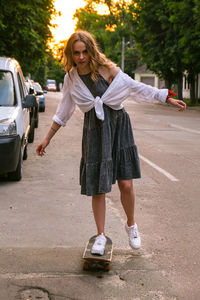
left=0, top=273, right=89, bottom=279
left=139, top=154, right=179, bottom=182
left=171, top=124, right=200, bottom=134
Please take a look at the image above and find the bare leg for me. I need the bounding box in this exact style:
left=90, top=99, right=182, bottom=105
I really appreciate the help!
left=92, top=193, right=106, bottom=235
left=118, top=179, right=135, bottom=226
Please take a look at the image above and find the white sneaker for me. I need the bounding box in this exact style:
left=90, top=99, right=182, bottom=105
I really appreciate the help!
left=91, top=233, right=107, bottom=256
left=125, top=223, right=141, bottom=250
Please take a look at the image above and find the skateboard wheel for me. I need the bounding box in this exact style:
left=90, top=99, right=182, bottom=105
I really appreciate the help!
left=83, top=261, right=89, bottom=270
left=104, top=264, right=111, bottom=271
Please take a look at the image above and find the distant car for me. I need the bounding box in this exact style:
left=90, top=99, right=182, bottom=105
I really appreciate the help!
left=25, top=79, right=39, bottom=130
left=32, top=82, right=46, bottom=112
left=46, top=79, right=56, bottom=91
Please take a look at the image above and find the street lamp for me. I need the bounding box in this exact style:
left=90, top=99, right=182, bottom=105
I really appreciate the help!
left=121, top=37, right=125, bottom=72
left=121, top=37, right=130, bottom=72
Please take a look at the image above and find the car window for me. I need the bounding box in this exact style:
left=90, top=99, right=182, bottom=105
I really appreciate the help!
left=33, top=83, right=42, bottom=92
left=46, top=80, right=56, bottom=85
left=0, top=71, right=16, bottom=106
left=18, top=68, right=28, bottom=96
left=17, top=72, right=25, bottom=102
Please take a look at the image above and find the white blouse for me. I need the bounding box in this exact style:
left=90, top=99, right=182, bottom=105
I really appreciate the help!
left=53, top=68, right=168, bottom=126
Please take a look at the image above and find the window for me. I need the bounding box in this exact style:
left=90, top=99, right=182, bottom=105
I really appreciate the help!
left=17, top=72, right=25, bottom=102
left=0, top=71, right=16, bottom=106
left=18, top=68, right=27, bottom=96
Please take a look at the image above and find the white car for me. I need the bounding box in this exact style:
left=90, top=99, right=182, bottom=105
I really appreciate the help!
left=0, top=57, right=37, bottom=180
left=45, top=79, right=57, bottom=91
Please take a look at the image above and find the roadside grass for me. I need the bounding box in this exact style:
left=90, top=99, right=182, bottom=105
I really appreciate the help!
left=184, top=99, right=200, bottom=107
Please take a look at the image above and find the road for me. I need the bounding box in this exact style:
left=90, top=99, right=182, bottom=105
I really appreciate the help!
left=0, top=92, right=199, bottom=299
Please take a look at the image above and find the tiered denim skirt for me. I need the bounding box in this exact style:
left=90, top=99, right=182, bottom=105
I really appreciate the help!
left=80, top=105, right=141, bottom=196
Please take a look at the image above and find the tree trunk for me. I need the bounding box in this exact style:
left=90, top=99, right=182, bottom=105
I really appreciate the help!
left=177, top=75, right=183, bottom=100
left=195, top=74, right=198, bottom=101
left=189, top=74, right=196, bottom=105
left=165, top=79, right=172, bottom=90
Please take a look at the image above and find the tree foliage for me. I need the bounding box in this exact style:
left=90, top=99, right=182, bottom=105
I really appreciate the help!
left=31, top=42, right=66, bottom=87
left=129, top=0, right=200, bottom=103
left=167, top=0, right=200, bottom=104
left=129, top=0, right=185, bottom=96
left=45, top=49, right=65, bottom=89
left=0, top=0, right=56, bottom=78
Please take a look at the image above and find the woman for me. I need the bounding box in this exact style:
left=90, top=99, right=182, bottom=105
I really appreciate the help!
left=36, top=31, right=186, bottom=255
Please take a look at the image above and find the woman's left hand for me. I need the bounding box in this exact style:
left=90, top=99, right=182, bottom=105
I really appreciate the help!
left=166, top=98, right=187, bottom=112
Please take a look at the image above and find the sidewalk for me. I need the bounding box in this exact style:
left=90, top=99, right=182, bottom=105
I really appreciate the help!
left=0, top=238, right=177, bottom=300
left=0, top=192, right=177, bottom=300
left=0, top=248, right=177, bottom=300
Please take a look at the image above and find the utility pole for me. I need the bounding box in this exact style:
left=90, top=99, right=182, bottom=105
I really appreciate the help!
left=121, top=37, right=125, bottom=72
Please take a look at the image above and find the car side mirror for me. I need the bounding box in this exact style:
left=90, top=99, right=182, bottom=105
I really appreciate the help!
left=36, top=91, right=43, bottom=96
left=22, top=94, right=37, bottom=108
left=29, top=87, right=34, bottom=94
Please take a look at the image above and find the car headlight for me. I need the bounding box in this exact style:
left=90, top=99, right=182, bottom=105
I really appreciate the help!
left=0, top=119, right=17, bottom=136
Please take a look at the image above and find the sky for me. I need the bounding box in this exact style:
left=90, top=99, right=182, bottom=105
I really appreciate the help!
left=51, top=0, right=110, bottom=45
left=51, top=0, right=86, bottom=44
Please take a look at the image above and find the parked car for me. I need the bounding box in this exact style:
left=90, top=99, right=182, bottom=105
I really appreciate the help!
left=45, top=79, right=56, bottom=91
left=25, top=79, right=39, bottom=132
left=32, top=82, right=46, bottom=112
left=0, top=57, right=37, bottom=180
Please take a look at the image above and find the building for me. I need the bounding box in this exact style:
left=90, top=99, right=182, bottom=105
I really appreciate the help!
left=134, top=64, right=165, bottom=89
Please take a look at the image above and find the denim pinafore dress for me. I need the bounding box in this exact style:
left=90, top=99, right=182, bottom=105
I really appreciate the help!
left=79, top=73, right=141, bottom=196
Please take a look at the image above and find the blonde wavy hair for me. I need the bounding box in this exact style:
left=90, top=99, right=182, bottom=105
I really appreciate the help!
left=64, top=30, right=115, bottom=81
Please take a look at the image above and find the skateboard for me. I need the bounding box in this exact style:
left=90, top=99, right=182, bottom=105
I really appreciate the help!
left=83, top=235, right=113, bottom=271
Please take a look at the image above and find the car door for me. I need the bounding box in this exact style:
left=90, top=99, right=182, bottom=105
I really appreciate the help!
left=17, top=71, right=30, bottom=140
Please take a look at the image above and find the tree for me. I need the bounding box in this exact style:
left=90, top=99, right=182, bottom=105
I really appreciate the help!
left=31, top=41, right=66, bottom=87
left=130, top=0, right=185, bottom=97
left=0, top=0, right=57, bottom=79
left=130, top=0, right=200, bottom=104
left=45, top=49, right=65, bottom=89
left=168, top=0, right=200, bottom=104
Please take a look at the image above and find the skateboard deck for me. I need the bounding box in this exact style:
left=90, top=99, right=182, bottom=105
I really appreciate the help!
left=83, top=235, right=113, bottom=271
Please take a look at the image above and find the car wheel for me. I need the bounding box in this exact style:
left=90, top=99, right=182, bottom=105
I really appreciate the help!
left=35, top=113, right=39, bottom=128
left=39, top=107, right=45, bottom=112
left=28, top=119, right=35, bottom=143
left=8, top=148, right=22, bottom=181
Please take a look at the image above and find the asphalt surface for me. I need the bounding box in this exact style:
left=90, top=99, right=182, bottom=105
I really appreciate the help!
left=0, top=92, right=199, bottom=300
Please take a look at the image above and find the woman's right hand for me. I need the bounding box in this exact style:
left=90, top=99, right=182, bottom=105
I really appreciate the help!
left=36, top=138, right=50, bottom=157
